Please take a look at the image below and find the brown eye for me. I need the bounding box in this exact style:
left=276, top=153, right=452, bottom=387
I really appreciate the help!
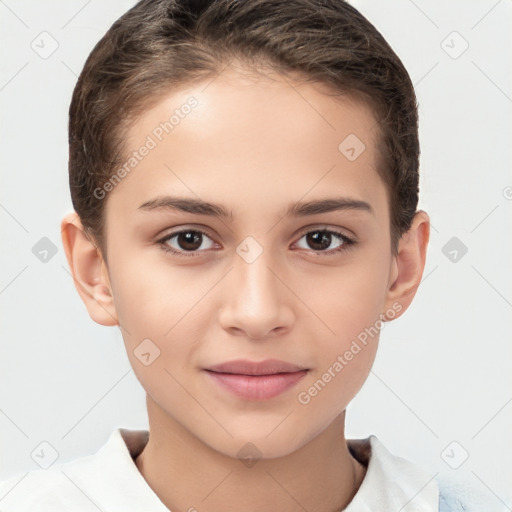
left=305, top=231, right=334, bottom=251
left=174, top=231, right=203, bottom=251
left=294, top=228, right=356, bottom=255
left=159, top=229, right=216, bottom=257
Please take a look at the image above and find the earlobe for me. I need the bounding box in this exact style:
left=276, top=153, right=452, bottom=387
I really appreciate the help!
left=383, top=210, right=430, bottom=320
left=60, top=212, right=119, bottom=327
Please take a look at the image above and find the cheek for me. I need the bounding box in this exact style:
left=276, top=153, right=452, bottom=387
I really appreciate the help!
left=111, top=270, right=200, bottom=417
left=107, top=252, right=212, bottom=384
left=296, top=275, right=384, bottom=418
left=293, top=254, right=388, bottom=408
left=302, top=255, right=390, bottom=341
left=109, top=247, right=211, bottom=336
left=295, top=338, right=378, bottom=433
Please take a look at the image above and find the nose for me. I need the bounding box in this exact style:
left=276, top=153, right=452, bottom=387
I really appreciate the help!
left=218, top=244, right=294, bottom=341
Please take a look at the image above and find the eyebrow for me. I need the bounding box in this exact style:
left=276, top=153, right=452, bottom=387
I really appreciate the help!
left=137, top=196, right=374, bottom=219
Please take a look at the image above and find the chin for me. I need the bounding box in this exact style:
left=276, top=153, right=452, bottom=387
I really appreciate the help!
left=205, top=425, right=312, bottom=462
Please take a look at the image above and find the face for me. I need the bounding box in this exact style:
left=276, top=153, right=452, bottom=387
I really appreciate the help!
left=101, top=66, right=399, bottom=458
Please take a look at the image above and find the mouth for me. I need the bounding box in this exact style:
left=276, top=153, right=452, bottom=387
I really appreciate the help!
left=204, top=359, right=309, bottom=400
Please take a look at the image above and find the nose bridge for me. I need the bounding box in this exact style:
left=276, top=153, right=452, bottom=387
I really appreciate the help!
left=233, top=235, right=283, bottom=307
left=218, top=235, right=293, bottom=337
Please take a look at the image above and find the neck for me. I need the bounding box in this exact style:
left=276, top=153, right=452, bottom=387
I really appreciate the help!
left=135, top=397, right=366, bottom=512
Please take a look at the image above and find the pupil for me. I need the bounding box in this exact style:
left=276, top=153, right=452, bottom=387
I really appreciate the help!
left=179, top=231, right=202, bottom=251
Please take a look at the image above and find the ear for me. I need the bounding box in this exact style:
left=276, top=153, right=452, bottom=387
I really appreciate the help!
left=60, top=212, right=119, bottom=326
left=382, top=210, right=430, bottom=321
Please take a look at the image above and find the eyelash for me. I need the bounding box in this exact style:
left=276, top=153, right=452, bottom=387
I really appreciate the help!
left=157, top=227, right=356, bottom=259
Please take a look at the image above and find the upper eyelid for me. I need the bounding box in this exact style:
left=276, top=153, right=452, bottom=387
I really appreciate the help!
left=159, top=226, right=214, bottom=242
left=296, top=224, right=352, bottom=236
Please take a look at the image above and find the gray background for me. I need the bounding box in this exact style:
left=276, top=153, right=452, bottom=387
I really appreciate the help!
left=1, top=0, right=511, bottom=506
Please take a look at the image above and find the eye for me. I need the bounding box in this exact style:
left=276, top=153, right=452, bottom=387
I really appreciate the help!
left=158, top=228, right=217, bottom=257
left=294, top=228, right=355, bottom=255
left=157, top=226, right=356, bottom=258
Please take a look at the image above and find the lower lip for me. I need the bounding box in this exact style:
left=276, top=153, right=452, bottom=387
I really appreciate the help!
left=205, top=370, right=308, bottom=400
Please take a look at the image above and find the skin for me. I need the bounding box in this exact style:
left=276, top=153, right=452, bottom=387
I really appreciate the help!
left=61, top=64, right=430, bottom=512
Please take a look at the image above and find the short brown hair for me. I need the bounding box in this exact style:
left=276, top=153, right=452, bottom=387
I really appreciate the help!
left=68, top=0, right=419, bottom=260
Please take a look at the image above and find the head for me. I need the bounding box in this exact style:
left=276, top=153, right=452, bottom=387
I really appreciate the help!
left=62, top=0, right=429, bottom=459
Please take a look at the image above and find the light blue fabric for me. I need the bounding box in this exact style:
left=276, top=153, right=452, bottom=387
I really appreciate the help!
left=436, top=472, right=511, bottom=512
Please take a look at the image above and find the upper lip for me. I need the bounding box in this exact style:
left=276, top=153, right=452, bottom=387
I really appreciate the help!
left=206, top=359, right=308, bottom=376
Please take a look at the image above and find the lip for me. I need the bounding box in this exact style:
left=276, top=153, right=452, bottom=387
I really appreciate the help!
left=204, top=359, right=309, bottom=400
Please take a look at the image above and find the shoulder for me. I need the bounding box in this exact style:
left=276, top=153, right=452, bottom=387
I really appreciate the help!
left=0, top=462, right=98, bottom=512
left=0, top=428, right=159, bottom=512
left=436, top=472, right=509, bottom=512
left=348, top=436, right=511, bottom=512
left=0, top=430, right=120, bottom=511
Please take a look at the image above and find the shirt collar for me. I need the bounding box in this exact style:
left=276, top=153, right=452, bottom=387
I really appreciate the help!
left=345, top=435, right=439, bottom=511
left=76, top=428, right=439, bottom=511
left=65, top=427, right=169, bottom=511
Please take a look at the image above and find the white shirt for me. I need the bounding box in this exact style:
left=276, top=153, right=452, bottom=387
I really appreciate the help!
left=0, top=428, right=495, bottom=511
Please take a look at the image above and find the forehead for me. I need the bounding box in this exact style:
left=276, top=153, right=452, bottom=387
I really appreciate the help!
left=107, top=66, right=387, bottom=222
